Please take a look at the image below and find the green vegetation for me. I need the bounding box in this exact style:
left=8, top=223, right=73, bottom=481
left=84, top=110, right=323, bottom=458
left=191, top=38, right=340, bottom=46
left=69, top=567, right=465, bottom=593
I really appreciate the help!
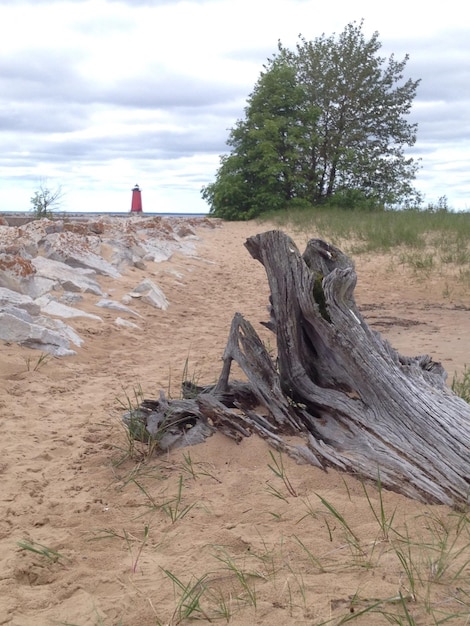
left=203, top=21, right=420, bottom=220
left=263, top=199, right=469, bottom=250
left=23, top=351, right=50, bottom=372
left=452, top=366, right=470, bottom=403
left=259, top=202, right=470, bottom=284
left=30, top=180, right=64, bottom=218
left=17, top=539, right=70, bottom=563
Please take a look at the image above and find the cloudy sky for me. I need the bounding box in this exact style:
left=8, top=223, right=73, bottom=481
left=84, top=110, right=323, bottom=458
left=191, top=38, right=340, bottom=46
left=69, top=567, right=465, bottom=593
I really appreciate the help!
left=1, top=0, right=469, bottom=214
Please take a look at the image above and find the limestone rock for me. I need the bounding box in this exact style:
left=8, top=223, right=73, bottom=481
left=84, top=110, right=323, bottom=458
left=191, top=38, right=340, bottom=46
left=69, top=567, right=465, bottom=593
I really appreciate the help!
left=0, top=214, right=215, bottom=354
left=0, top=287, right=40, bottom=316
left=115, top=317, right=141, bottom=330
left=43, top=232, right=121, bottom=278
left=32, top=256, right=102, bottom=295
left=95, top=299, right=142, bottom=317
left=0, top=253, right=37, bottom=294
left=131, top=278, right=168, bottom=310
left=35, top=294, right=103, bottom=320
left=0, top=306, right=80, bottom=356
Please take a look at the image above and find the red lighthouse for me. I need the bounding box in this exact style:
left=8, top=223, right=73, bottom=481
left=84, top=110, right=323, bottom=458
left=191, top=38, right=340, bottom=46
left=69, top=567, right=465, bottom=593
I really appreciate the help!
left=130, top=184, right=143, bottom=213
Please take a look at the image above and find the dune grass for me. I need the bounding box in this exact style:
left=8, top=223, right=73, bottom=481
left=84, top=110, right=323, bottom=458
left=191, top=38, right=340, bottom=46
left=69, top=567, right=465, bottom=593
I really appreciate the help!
left=259, top=206, right=470, bottom=277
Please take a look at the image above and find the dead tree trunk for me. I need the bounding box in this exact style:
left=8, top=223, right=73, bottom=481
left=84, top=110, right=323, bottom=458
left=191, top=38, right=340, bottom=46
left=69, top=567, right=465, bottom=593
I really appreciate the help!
left=124, top=231, right=470, bottom=508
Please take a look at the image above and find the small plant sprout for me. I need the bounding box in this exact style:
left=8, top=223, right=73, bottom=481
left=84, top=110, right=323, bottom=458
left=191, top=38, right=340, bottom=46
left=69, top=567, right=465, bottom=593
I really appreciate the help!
left=160, top=475, right=197, bottom=524
left=315, top=493, right=364, bottom=560
left=293, top=535, right=326, bottom=573
left=24, top=352, right=50, bottom=372
left=452, top=365, right=470, bottom=403
left=123, top=524, right=150, bottom=573
left=181, top=451, right=197, bottom=479
left=17, top=538, right=70, bottom=563
left=213, top=549, right=260, bottom=608
left=162, top=569, right=211, bottom=623
left=267, top=450, right=297, bottom=498
left=362, top=470, right=397, bottom=541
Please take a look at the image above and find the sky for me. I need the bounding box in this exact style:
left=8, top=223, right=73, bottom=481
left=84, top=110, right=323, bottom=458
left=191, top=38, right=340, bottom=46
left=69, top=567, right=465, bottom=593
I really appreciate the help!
left=0, top=0, right=469, bottom=214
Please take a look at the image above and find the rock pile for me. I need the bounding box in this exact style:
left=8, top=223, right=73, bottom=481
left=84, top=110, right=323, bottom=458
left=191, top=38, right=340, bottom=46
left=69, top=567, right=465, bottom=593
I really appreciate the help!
left=0, top=215, right=214, bottom=355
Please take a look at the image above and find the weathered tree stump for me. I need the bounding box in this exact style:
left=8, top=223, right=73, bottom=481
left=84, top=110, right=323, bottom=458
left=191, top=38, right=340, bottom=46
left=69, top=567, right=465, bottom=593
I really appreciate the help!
left=123, top=231, right=470, bottom=507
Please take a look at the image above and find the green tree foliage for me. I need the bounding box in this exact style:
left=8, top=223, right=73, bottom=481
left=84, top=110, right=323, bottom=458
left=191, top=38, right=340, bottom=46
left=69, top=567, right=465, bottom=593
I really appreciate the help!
left=202, top=21, right=421, bottom=220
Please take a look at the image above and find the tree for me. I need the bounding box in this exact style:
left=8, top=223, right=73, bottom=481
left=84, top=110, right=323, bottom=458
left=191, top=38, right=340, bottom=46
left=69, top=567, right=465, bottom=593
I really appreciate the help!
left=124, top=232, right=470, bottom=508
left=30, top=181, right=64, bottom=218
left=202, top=21, right=421, bottom=220
left=202, top=58, right=319, bottom=220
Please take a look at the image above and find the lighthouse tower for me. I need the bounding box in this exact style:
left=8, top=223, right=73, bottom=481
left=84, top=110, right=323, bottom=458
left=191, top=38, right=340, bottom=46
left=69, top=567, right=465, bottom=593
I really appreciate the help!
left=130, top=184, right=143, bottom=213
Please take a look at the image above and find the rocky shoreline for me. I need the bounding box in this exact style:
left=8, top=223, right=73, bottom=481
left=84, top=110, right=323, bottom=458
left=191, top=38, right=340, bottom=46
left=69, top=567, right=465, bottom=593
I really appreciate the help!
left=0, top=215, right=218, bottom=355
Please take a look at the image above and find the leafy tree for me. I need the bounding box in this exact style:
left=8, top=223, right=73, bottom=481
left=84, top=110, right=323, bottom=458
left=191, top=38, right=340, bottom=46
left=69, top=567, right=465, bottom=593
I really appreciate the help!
left=202, top=21, right=421, bottom=220
left=203, top=58, right=318, bottom=220
left=30, top=181, right=64, bottom=218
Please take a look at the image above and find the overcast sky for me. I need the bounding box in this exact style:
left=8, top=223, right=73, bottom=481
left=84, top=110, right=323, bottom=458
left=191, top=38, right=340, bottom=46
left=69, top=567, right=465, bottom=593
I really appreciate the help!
left=1, top=0, right=469, bottom=214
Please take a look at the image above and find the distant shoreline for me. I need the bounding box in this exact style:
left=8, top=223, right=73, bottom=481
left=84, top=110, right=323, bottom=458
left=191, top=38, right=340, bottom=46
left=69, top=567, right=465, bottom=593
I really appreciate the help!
left=0, top=211, right=209, bottom=226
left=0, top=211, right=208, bottom=218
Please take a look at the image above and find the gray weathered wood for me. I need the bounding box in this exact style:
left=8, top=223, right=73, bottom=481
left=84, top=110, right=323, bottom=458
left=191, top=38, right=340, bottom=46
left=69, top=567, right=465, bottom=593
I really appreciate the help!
left=124, top=231, right=470, bottom=507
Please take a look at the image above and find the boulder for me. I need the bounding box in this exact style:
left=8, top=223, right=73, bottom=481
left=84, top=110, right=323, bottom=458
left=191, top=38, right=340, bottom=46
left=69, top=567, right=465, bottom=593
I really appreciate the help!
left=115, top=317, right=141, bottom=330
left=0, top=306, right=81, bottom=356
left=0, top=253, right=39, bottom=296
left=0, top=287, right=40, bottom=316
left=35, top=294, right=103, bottom=320
left=95, top=299, right=142, bottom=317
left=42, top=232, right=120, bottom=278
left=32, top=256, right=102, bottom=295
left=130, top=278, right=168, bottom=310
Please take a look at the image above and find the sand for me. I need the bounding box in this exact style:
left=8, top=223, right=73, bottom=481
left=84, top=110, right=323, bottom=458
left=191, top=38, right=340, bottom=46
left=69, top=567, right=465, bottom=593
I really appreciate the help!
left=0, top=220, right=469, bottom=625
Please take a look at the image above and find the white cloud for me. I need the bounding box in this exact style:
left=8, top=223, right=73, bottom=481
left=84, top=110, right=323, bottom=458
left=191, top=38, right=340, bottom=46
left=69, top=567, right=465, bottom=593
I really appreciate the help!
left=0, top=0, right=469, bottom=213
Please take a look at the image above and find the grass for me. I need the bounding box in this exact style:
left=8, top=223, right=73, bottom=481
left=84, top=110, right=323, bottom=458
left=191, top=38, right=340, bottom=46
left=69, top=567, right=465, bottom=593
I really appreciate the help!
left=452, top=365, right=470, bottom=403
left=212, top=549, right=260, bottom=608
left=267, top=450, right=298, bottom=498
left=362, top=471, right=398, bottom=541
left=161, top=569, right=212, bottom=623
left=260, top=204, right=470, bottom=280
left=160, top=475, right=198, bottom=523
left=114, top=384, right=155, bottom=464
left=17, top=538, right=70, bottom=563
left=23, top=351, right=50, bottom=372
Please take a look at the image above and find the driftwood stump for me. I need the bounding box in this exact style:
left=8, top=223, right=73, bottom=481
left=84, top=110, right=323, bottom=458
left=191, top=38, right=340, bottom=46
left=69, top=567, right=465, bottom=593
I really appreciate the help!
left=123, top=231, right=470, bottom=508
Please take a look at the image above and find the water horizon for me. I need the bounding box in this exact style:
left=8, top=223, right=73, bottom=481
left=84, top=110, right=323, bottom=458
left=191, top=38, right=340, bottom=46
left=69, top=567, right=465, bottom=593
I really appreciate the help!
left=0, top=210, right=209, bottom=219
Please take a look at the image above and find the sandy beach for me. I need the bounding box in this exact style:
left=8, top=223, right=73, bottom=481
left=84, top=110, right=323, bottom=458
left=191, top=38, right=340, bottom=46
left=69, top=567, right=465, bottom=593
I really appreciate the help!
left=0, top=219, right=469, bottom=625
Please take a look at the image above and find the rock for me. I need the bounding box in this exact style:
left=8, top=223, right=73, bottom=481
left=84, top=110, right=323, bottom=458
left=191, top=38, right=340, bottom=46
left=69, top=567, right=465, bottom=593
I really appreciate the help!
left=0, top=307, right=80, bottom=356
left=0, top=253, right=36, bottom=293
left=115, top=317, right=141, bottom=330
left=42, top=231, right=121, bottom=278
left=133, top=258, right=146, bottom=270
left=42, top=318, right=83, bottom=351
left=95, top=299, right=142, bottom=317
left=35, top=294, right=103, bottom=320
left=0, top=214, right=213, bottom=354
left=131, top=278, right=168, bottom=310
left=0, top=287, right=40, bottom=316
left=60, top=292, right=84, bottom=305
left=176, top=224, right=196, bottom=238
left=32, top=256, right=102, bottom=295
